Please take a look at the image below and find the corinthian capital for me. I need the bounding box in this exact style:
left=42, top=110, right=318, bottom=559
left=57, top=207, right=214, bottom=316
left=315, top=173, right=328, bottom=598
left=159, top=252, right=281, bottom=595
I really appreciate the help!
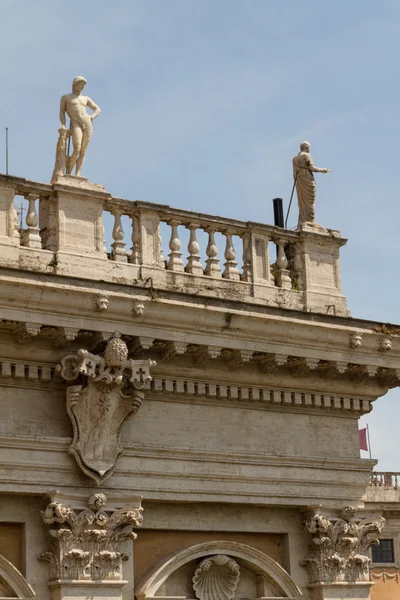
left=300, top=506, right=384, bottom=584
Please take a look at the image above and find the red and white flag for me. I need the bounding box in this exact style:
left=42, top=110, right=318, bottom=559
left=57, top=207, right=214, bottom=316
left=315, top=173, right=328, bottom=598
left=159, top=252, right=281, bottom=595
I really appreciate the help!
left=359, top=427, right=368, bottom=451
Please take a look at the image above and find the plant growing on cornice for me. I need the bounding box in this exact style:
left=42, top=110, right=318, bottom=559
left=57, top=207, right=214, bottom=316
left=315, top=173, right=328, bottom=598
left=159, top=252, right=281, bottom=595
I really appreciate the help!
left=47, top=253, right=58, bottom=269
left=372, top=324, right=400, bottom=336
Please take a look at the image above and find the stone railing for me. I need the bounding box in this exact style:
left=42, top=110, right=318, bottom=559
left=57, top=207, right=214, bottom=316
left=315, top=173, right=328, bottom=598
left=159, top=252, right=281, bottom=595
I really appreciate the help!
left=370, top=472, right=400, bottom=489
left=0, top=174, right=348, bottom=315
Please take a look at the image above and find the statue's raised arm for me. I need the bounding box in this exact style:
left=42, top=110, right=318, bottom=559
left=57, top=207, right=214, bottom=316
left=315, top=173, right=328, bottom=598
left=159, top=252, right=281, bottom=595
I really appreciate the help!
left=292, top=141, right=331, bottom=227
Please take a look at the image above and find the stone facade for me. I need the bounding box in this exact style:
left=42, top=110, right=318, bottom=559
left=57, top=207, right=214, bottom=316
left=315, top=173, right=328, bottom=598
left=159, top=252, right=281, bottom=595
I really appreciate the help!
left=0, top=173, right=399, bottom=600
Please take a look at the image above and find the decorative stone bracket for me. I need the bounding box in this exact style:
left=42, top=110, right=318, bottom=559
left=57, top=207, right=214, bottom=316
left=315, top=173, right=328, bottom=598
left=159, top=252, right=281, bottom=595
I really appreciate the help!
left=300, top=506, right=384, bottom=584
left=57, top=332, right=156, bottom=484
left=39, top=493, right=143, bottom=582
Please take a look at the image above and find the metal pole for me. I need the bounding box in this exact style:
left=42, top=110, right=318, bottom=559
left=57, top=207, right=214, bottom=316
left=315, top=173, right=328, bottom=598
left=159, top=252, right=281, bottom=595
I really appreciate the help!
left=285, top=174, right=297, bottom=229
left=367, top=424, right=372, bottom=459
left=5, top=127, right=8, bottom=175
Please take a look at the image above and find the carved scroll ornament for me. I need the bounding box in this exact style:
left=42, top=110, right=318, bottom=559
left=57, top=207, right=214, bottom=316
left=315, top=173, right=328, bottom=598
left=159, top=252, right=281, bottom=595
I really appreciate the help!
left=300, top=506, right=384, bottom=584
left=192, top=554, right=240, bottom=600
left=58, top=332, right=156, bottom=484
left=40, top=493, right=143, bottom=582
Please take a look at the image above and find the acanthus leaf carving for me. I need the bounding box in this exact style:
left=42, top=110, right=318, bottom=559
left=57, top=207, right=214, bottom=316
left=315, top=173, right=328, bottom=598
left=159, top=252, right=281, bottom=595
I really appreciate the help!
left=39, top=494, right=143, bottom=582
left=57, top=332, right=156, bottom=484
left=192, top=554, right=240, bottom=600
left=300, top=506, right=384, bottom=584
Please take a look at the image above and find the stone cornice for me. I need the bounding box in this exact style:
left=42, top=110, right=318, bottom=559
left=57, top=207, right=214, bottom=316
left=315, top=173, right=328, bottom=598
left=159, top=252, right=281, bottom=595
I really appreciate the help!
left=0, top=270, right=398, bottom=367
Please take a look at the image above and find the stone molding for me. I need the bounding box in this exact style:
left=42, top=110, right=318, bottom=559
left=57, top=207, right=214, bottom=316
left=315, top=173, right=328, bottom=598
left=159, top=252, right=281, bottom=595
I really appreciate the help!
left=0, top=435, right=374, bottom=506
left=135, top=540, right=302, bottom=599
left=58, top=333, right=156, bottom=483
left=0, top=354, right=375, bottom=414
left=0, top=554, right=35, bottom=598
left=148, top=376, right=373, bottom=414
left=0, top=359, right=54, bottom=383
left=39, top=493, right=142, bottom=583
left=300, top=506, right=384, bottom=584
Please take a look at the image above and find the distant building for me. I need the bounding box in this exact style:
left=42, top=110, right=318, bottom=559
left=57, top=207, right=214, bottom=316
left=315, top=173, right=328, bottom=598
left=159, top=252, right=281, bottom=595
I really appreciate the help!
left=364, top=473, right=400, bottom=600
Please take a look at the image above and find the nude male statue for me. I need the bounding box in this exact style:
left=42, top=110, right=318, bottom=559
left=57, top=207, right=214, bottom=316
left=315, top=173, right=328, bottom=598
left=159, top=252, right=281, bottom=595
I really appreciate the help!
left=59, top=76, right=101, bottom=177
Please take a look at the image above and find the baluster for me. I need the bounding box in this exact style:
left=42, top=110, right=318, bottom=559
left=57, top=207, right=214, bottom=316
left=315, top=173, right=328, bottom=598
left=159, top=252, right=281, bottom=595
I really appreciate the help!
left=241, top=233, right=252, bottom=282
left=275, top=239, right=292, bottom=289
left=111, top=210, right=127, bottom=262
left=186, top=223, right=203, bottom=275
left=167, top=220, right=184, bottom=272
left=129, top=215, right=141, bottom=264
left=293, top=243, right=305, bottom=290
left=222, top=231, right=240, bottom=280
left=21, top=194, right=41, bottom=249
left=204, top=228, right=221, bottom=277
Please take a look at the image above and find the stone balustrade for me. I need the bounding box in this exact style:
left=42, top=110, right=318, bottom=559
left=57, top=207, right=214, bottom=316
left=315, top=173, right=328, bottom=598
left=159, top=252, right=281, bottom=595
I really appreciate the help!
left=370, top=472, right=400, bottom=489
left=0, top=174, right=348, bottom=315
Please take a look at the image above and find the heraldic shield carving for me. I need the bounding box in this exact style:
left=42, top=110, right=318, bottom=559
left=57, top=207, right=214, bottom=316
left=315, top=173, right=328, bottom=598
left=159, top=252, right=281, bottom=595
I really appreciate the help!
left=57, top=332, right=156, bottom=484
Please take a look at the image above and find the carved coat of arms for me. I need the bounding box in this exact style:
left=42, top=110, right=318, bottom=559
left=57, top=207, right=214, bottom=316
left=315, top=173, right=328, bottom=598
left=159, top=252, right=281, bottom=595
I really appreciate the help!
left=58, top=333, right=155, bottom=484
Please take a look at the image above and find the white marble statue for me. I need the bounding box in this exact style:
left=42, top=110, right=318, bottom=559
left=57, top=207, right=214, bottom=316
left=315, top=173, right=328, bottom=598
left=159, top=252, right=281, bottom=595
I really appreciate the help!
left=292, top=141, right=331, bottom=227
left=59, top=76, right=101, bottom=177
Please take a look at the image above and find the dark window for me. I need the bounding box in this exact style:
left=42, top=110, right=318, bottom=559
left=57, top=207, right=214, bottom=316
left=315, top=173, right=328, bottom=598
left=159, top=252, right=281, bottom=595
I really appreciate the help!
left=372, top=539, right=395, bottom=563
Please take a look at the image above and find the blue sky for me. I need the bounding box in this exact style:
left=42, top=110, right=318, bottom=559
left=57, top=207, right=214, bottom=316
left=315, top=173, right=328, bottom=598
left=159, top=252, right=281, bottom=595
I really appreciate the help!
left=1, top=0, right=399, bottom=469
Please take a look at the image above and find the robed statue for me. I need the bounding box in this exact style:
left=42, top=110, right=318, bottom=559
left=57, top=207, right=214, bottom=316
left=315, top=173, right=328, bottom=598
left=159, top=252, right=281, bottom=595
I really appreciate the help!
left=292, top=141, right=331, bottom=227
left=51, top=76, right=101, bottom=183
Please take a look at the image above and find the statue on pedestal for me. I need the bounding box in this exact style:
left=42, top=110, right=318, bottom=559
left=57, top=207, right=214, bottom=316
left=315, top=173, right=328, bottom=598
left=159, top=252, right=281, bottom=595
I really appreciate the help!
left=51, top=76, right=101, bottom=183
left=292, top=141, right=331, bottom=227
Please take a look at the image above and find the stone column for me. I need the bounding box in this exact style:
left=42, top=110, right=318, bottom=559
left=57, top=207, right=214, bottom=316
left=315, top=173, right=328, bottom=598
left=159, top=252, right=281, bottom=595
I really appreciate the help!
left=40, top=492, right=143, bottom=600
left=300, top=506, right=384, bottom=600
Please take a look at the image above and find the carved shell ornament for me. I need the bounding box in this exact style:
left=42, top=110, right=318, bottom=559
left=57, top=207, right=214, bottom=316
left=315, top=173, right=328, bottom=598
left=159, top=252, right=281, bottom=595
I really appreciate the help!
left=192, top=554, right=240, bottom=600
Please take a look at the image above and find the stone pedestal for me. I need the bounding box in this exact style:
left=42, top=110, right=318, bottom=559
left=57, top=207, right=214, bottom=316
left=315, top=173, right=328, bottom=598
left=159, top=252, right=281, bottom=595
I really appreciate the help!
left=48, top=580, right=127, bottom=600
left=0, top=183, right=20, bottom=266
left=52, top=176, right=108, bottom=257
left=298, top=227, right=349, bottom=315
left=309, top=582, right=374, bottom=600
